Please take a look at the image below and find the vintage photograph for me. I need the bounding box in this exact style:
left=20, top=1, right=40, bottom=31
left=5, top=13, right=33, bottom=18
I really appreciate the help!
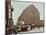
left=5, top=0, right=45, bottom=35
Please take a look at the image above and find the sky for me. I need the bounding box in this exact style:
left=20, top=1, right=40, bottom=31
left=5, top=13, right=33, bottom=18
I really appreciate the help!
left=11, top=1, right=45, bottom=25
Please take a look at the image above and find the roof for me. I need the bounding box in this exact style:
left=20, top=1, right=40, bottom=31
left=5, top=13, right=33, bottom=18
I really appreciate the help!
left=17, top=4, right=40, bottom=24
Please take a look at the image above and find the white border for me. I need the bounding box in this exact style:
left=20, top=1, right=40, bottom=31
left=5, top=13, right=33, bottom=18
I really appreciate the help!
left=0, top=0, right=46, bottom=35
left=0, top=0, right=5, bottom=35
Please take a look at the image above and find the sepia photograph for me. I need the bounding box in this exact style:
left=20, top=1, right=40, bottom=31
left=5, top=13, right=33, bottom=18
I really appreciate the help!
left=5, top=0, right=45, bottom=35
